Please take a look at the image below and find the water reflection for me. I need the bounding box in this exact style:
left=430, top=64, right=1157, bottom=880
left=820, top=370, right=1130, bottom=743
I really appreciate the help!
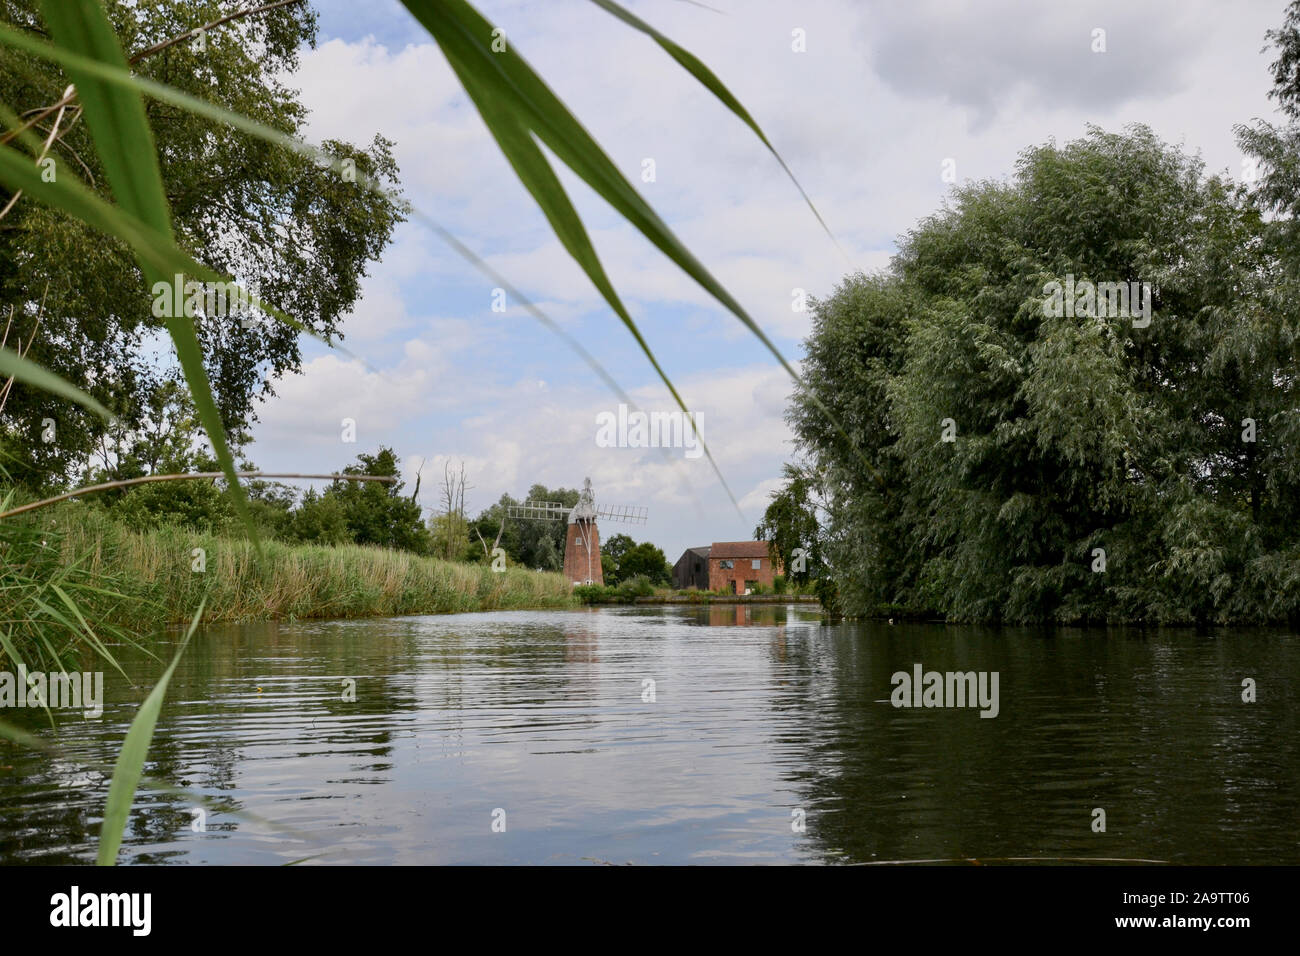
left=1, top=607, right=1295, bottom=865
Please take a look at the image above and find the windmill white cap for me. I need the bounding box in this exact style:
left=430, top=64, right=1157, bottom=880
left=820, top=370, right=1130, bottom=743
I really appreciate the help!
left=568, top=477, right=597, bottom=524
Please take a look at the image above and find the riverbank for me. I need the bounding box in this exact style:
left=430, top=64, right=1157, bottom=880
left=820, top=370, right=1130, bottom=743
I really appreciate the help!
left=1, top=501, right=575, bottom=664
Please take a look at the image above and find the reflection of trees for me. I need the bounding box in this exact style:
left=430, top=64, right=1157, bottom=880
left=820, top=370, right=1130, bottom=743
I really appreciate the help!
left=778, top=623, right=1300, bottom=865
left=0, top=749, right=104, bottom=863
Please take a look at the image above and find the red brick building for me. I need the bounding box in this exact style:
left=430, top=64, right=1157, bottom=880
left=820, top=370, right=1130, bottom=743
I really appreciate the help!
left=706, top=541, right=781, bottom=594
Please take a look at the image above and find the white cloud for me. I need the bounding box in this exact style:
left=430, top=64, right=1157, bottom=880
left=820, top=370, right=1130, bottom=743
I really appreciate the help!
left=740, top=476, right=787, bottom=515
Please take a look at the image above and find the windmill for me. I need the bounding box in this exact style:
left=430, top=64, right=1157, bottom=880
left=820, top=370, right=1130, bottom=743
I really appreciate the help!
left=507, top=477, right=647, bottom=585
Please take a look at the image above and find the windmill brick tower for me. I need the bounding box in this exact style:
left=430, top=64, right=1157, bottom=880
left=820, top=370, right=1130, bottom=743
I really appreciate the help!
left=508, top=478, right=647, bottom=586
left=563, top=479, right=602, bottom=585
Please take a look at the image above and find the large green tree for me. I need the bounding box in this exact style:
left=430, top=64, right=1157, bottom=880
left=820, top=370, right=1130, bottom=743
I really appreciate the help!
left=0, top=0, right=404, bottom=488
left=600, top=532, right=634, bottom=582
left=617, top=540, right=670, bottom=585
left=791, top=125, right=1300, bottom=625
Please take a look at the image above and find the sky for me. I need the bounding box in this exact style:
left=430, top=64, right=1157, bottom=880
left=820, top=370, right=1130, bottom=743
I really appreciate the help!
left=242, top=0, right=1291, bottom=561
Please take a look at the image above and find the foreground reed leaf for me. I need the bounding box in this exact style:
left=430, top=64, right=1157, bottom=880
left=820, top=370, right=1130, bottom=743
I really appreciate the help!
left=450, top=62, right=741, bottom=511
left=586, top=0, right=845, bottom=257
left=36, top=0, right=256, bottom=548
left=0, top=6, right=879, bottom=489
left=0, top=346, right=111, bottom=419
left=0, top=22, right=690, bottom=488
left=96, top=600, right=203, bottom=866
left=401, top=0, right=881, bottom=486
left=399, top=0, right=801, bottom=379
left=0, top=718, right=47, bottom=751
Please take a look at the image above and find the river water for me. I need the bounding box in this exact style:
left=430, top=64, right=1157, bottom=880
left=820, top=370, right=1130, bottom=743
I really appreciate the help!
left=1, top=605, right=1296, bottom=864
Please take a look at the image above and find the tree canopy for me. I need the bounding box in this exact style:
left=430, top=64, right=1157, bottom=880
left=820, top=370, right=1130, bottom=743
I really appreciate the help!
left=602, top=534, right=669, bottom=585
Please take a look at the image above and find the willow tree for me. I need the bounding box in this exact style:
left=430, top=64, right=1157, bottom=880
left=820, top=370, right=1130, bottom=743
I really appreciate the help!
left=791, top=125, right=1300, bottom=625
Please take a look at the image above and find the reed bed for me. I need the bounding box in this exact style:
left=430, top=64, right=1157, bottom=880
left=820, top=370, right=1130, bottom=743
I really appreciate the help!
left=2, top=501, right=575, bottom=661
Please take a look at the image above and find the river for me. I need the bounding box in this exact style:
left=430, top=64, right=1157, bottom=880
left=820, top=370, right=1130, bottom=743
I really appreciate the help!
left=1, top=604, right=1295, bottom=864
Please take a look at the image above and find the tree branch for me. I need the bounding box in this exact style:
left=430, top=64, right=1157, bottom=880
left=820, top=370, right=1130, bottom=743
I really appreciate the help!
left=0, top=471, right=396, bottom=520
left=128, top=0, right=308, bottom=64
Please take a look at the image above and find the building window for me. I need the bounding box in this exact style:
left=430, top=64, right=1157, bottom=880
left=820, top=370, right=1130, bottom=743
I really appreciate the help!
left=720, top=559, right=734, bottom=569
left=752, top=558, right=761, bottom=570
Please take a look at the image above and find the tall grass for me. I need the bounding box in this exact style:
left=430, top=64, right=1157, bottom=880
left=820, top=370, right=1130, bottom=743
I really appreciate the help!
left=0, top=501, right=574, bottom=666
left=0, top=485, right=143, bottom=674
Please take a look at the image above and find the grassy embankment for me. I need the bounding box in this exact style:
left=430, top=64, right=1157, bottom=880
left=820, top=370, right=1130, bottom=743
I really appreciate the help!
left=1, top=500, right=575, bottom=667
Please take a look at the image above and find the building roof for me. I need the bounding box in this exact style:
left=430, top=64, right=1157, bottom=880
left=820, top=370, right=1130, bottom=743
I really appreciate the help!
left=709, top=540, right=770, bottom=559
left=674, top=546, right=711, bottom=565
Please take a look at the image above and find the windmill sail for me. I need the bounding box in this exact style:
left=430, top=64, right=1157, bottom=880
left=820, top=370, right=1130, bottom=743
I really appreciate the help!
left=596, top=504, right=647, bottom=524
left=507, top=500, right=569, bottom=521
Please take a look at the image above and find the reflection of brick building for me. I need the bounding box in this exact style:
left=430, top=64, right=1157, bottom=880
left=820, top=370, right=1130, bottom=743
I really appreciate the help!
left=672, top=541, right=781, bottom=593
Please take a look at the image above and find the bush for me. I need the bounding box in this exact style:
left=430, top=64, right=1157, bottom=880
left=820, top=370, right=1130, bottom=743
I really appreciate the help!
left=616, top=574, right=656, bottom=600
left=573, top=583, right=616, bottom=604
left=773, top=574, right=787, bottom=594
left=112, top=475, right=233, bottom=533
left=573, top=575, right=656, bottom=604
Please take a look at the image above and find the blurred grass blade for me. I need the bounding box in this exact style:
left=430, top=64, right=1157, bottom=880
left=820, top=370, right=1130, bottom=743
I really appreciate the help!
left=451, top=63, right=742, bottom=514
left=0, top=718, right=48, bottom=751
left=0, top=25, right=678, bottom=481
left=97, top=599, right=203, bottom=867
left=37, top=0, right=172, bottom=236
left=587, top=0, right=846, bottom=260
left=400, top=0, right=801, bottom=380
left=37, top=0, right=256, bottom=548
left=0, top=346, right=111, bottom=418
